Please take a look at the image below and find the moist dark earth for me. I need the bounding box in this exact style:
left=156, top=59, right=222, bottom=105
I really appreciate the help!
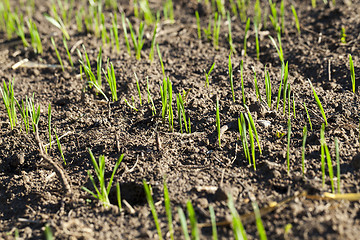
left=1, top=0, right=360, bottom=239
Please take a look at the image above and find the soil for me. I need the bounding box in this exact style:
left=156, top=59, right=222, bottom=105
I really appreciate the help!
left=1, top=0, right=360, bottom=239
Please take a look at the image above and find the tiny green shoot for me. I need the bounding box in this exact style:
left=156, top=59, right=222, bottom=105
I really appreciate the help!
left=195, top=11, right=201, bottom=39
left=178, top=207, right=190, bottom=240
left=243, top=18, right=250, bottom=56
left=240, top=60, right=245, bottom=105
left=252, top=67, right=261, bottom=101
left=0, top=79, right=17, bottom=130
left=51, top=37, right=65, bottom=72
left=54, top=128, right=66, bottom=165
left=286, top=118, right=291, bottom=175
left=134, top=72, right=142, bottom=106
left=265, top=66, right=272, bottom=109
left=163, top=179, right=174, bottom=240
left=63, top=36, right=73, bottom=68
left=209, top=206, right=218, bottom=240
left=303, top=102, right=313, bottom=131
left=308, top=79, right=328, bottom=126
left=121, top=12, right=131, bottom=56
left=335, top=137, right=341, bottom=193
left=103, top=61, right=118, bottom=102
left=227, top=12, right=236, bottom=53
left=252, top=200, right=268, bottom=240
left=229, top=52, right=235, bottom=102
left=143, top=180, right=163, bottom=240
left=349, top=54, right=356, bottom=93
left=187, top=200, right=200, bottom=240
left=216, top=97, right=221, bottom=148
left=291, top=5, right=301, bottom=35
left=301, top=125, right=307, bottom=176
left=48, top=103, right=52, bottom=150
left=149, top=21, right=158, bottom=62
left=205, top=62, right=216, bottom=87
left=228, top=195, right=247, bottom=239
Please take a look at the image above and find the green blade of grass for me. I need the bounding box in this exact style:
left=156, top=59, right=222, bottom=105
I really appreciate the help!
left=308, top=79, right=328, bottom=126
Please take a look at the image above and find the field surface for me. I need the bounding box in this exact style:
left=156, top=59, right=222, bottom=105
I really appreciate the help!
left=1, top=0, right=360, bottom=239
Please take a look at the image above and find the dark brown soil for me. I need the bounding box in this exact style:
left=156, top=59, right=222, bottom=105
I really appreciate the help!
left=1, top=0, right=360, bottom=239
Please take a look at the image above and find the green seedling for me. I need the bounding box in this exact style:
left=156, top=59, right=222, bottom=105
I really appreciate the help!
left=252, top=67, right=262, bottom=101
left=112, top=13, right=120, bottom=53
left=160, top=77, right=174, bottom=130
left=134, top=72, right=142, bottom=106
left=27, top=94, right=40, bottom=133
left=121, top=12, right=131, bottom=56
left=280, top=0, right=285, bottom=33
left=308, top=79, right=328, bottom=126
left=149, top=21, right=158, bottom=61
left=205, top=62, right=216, bottom=87
left=292, top=92, right=296, bottom=118
left=96, top=47, right=102, bottom=88
left=286, top=118, right=291, bottom=175
left=48, top=103, right=52, bottom=150
left=51, top=37, right=65, bottom=72
left=320, top=124, right=335, bottom=192
left=124, top=98, right=138, bottom=111
left=291, top=5, right=301, bottom=35
left=0, top=79, right=17, bottom=130
left=146, top=77, right=156, bottom=115
left=229, top=0, right=238, bottom=15
left=227, top=12, right=236, bottom=53
left=54, top=128, right=66, bottom=165
left=213, top=12, right=221, bottom=50
left=203, top=15, right=212, bottom=40
left=243, top=18, right=250, bottom=56
left=238, top=114, right=250, bottom=165
left=27, top=19, right=43, bottom=54
left=209, top=206, right=218, bottom=240
left=163, top=180, right=174, bottom=240
left=254, top=0, right=261, bottom=28
left=252, top=200, right=268, bottom=240
left=228, top=195, right=247, bottom=239
left=157, top=44, right=166, bottom=78
left=16, top=96, right=30, bottom=134
left=216, top=0, right=226, bottom=16
left=103, top=61, right=118, bottom=102
left=163, top=0, right=174, bottom=22
left=116, top=182, right=121, bottom=211
left=349, top=54, right=356, bottom=93
left=246, top=107, right=262, bottom=155
left=178, top=207, right=190, bottom=240
left=269, top=32, right=284, bottom=63
left=176, top=93, right=189, bottom=133
left=265, top=66, right=272, bottom=109
left=127, top=19, right=145, bottom=60
left=143, top=180, right=163, bottom=240
left=216, top=97, right=221, bottom=148
left=254, top=20, right=260, bottom=59
left=301, top=125, right=307, bottom=176
left=240, top=60, right=245, bottom=105
left=44, top=224, right=53, bottom=240
left=14, top=14, right=29, bottom=47
left=311, top=0, right=316, bottom=8
left=248, top=120, right=256, bottom=170
left=76, top=8, right=84, bottom=32
left=44, top=14, right=70, bottom=40
left=138, top=0, right=155, bottom=25
left=341, top=27, right=346, bottom=44
left=100, top=13, right=109, bottom=46
left=335, top=137, right=341, bottom=193
left=187, top=201, right=200, bottom=240
left=237, top=0, right=248, bottom=22
left=195, top=11, right=201, bottom=39
left=229, top=53, right=235, bottom=102
left=268, top=0, right=279, bottom=32
left=276, top=61, right=288, bottom=111
left=63, top=36, right=73, bottom=68
left=303, top=102, right=313, bottom=131
left=287, top=83, right=291, bottom=117
left=82, top=149, right=124, bottom=208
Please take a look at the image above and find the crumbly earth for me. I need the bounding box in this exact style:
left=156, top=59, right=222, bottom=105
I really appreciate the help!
left=0, top=0, right=360, bottom=239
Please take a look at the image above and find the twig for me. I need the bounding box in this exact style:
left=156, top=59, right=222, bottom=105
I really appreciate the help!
left=35, top=125, right=72, bottom=194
